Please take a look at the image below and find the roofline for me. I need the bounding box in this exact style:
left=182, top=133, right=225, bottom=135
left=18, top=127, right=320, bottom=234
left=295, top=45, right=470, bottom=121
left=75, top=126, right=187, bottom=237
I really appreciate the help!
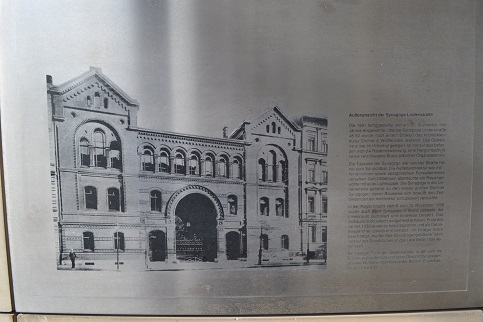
left=129, top=126, right=249, bottom=146
left=50, top=67, right=140, bottom=106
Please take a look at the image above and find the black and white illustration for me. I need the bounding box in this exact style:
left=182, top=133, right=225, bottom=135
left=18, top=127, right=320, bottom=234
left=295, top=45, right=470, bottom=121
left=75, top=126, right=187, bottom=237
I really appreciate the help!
left=48, top=67, right=328, bottom=270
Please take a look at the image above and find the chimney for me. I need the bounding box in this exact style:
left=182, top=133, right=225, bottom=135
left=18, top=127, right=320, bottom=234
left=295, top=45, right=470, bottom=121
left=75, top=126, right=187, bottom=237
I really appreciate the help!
left=223, top=126, right=228, bottom=138
left=46, top=75, right=53, bottom=88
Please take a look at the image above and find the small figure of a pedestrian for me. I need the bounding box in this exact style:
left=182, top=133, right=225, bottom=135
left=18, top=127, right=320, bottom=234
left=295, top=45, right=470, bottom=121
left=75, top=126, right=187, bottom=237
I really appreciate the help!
left=69, top=249, right=77, bottom=269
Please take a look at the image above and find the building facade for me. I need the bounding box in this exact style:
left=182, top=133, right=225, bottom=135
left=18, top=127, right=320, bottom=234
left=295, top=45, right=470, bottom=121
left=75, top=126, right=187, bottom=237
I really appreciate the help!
left=48, top=67, right=328, bottom=269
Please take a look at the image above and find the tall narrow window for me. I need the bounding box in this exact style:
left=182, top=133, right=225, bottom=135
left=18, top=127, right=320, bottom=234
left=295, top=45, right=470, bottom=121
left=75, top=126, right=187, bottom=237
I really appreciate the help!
left=86, top=96, right=92, bottom=107
left=103, top=97, right=109, bottom=109
left=260, top=197, right=269, bottom=216
left=159, top=150, right=170, bottom=173
left=321, top=138, right=328, bottom=153
left=321, top=226, right=328, bottom=243
left=276, top=198, right=284, bottom=217
left=322, top=170, right=328, bottom=184
left=150, top=190, right=162, bottom=212
left=308, top=195, right=315, bottom=213
left=228, top=195, right=237, bottom=215
left=308, top=136, right=316, bottom=151
left=189, top=155, right=199, bottom=175
left=280, top=161, right=287, bottom=183
left=218, top=157, right=228, bottom=178
left=266, top=125, right=270, bottom=133
left=109, top=141, right=121, bottom=169
left=93, top=131, right=107, bottom=167
left=232, top=158, right=242, bottom=179
left=205, top=155, right=214, bottom=176
left=84, top=186, right=97, bottom=210
left=269, top=151, right=277, bottom=182
left=322, top=196, right=328, bottom=214
left=107, top=188, right=120, bottom=211
left=80, top=138, right=90, bottom=167
left=271, top=122, right=276, bottom=133
left=83, top=231, right=94, bottom=251
left=261, top=234, right=269, bottom=250
left=94, top=92, right=101, bottom=108
left=311, top=226, right=317, bottom=243
left=281, top=235, right=289, bottom=250
left=258, top=158, right=266, bottom=181
left=174, top=153, right=185, bottom=174
left=307, top=162, right=316, bottom=182
left=278, top=127, right=281, bottom=134
left=114, top=232, right=125, bottom=251
left=141, top=147, right=155, bottom=172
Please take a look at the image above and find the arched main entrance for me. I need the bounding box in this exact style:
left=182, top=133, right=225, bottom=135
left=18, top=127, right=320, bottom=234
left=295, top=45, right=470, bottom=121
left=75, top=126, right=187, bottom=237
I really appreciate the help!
left=149, top=230, right=166, bottom=262
left=175, top=193, right=218, bottom=262
left=226, top=231, right=241, bottom=260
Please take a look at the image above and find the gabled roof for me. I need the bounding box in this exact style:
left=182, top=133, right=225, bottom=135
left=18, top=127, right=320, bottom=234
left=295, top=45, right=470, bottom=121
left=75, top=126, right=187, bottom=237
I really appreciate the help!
left=50, top=67, right=139, bottom=107
left=229, top=106, right=300, bottom=139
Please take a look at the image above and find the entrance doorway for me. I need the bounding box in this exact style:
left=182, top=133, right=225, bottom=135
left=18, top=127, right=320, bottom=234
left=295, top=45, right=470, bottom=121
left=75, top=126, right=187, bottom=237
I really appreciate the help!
left=225, top=231, right=241, bottom=260
left=149, top=230, right=166, bottom=261
left=175, top=193, right=218, bottom=262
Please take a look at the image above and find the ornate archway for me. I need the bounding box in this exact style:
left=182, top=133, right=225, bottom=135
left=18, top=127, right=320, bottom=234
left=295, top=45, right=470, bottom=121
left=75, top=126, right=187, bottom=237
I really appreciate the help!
left=165, top=185, right=224, bottom=262
left=165, top=185, right=224, bottom=219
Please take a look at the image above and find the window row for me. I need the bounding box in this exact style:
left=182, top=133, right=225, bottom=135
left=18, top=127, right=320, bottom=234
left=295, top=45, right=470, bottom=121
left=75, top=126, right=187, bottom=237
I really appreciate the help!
left=84, top=186, right=121, bottom=211
left=86, top=92, right=109, bottom=109
left=306, top=163, right=328, bottom=184
left=260, top=234, right=289, bottom=250
left=140, top=146, right=243, bottom=179
left=82, top=231, right=125, bottom=251
left=309, top=225, right=328, bottom=243
left=258, top=156, right=287, bottom=183
left=265, top=122, right=282, bottom=135
left=306, top=135, right=328, bottom=153
left=307, top=195, right=328, bottom=214
left=259, top=197, right=288, bottom=217
left=80, top=130, right=121, bottom=169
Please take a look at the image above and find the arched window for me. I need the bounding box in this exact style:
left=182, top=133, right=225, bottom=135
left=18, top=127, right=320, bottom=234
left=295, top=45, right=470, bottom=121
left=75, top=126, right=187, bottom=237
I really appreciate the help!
left=272, top=122, right=276, bottom=133
left=103, top=97, right=109, bottom=109
left=93, top=130, right=107, bottom=167
left=281, top=235, right=289, bottom=250
left=174, top=152, right=186, bottom=174
left=107, top=188, right=120, bottom=211
left=189, top=154, right=200, bottom=175
left=159, top=150, right=170, bottom=173
left=114, top=232, right=125, bottom=251
left=80, top=138, right=90, bottom=167
left=258, top=158, right=266, bottom=181
left=84, top=186, right=97, bottom=210
left=232, top=157, right=242, bottom=179
left=150, top=190, right=162, bottom=212
left=278, top=127, right=281, bottom=134
left=261, top=234, right=269, bottom=250
left=83, top=231, right=94, bottom=251
left=260, top=197, right=269, bottom=216
left=268, top=150, right=277, bottom=182
left=217, top=156, right=228, bottom=178
left=94, top=92, right=101, bottom=108
left=266, top=125, right=270, bottom=133
left=109, top=141, right=121, bottom=169
left=204, top=155, right=214, bottom=176
left=228, top=195, right=237, bottom=215
left=86, top=96, right=92, bottom=107
left=141, top=147, right=155, bottom=172
left=276, top=198, right=284, bottom=217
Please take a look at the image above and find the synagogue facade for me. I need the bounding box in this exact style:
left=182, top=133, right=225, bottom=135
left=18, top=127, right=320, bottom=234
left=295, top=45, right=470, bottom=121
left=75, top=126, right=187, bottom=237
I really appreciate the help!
left=48, top=67, right=328, bottom=269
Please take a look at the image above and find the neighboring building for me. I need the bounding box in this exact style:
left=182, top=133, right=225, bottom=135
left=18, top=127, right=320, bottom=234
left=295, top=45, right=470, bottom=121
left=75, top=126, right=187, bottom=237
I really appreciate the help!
left=294, top=116, right=328, bottom=261
left=48, top=67, right=328, bottom=269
